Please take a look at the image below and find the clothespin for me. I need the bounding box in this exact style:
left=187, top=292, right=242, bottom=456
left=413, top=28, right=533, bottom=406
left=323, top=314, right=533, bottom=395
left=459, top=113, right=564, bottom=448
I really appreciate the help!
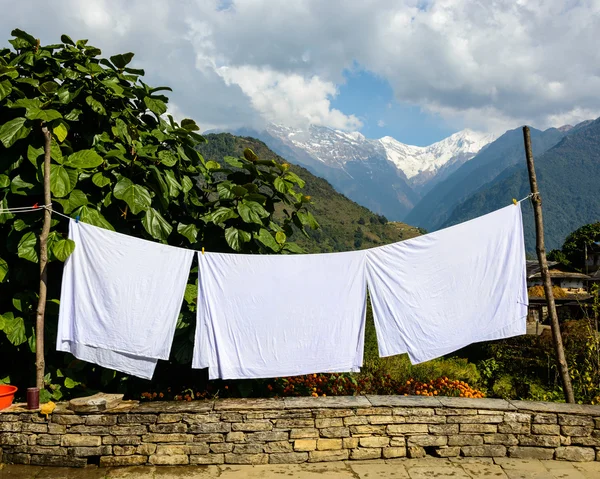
left=512, top=198, right=517, bottom=205
left=75, top=215, right=80, bottom=223
left=32, top=203, right=39, bottom=209
left=201, top=247, right=205, bottom=255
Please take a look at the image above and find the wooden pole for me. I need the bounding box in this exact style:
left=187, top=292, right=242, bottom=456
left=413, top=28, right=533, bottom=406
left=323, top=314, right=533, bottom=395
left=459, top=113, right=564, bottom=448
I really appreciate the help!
left=35, top=126, right=52, bottom=390
left=522, top=126, right=575, bottom=403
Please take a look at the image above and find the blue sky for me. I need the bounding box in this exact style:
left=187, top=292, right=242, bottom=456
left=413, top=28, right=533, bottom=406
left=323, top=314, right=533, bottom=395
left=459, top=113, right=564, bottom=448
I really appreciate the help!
left=331, top=69, right=457, bottom=145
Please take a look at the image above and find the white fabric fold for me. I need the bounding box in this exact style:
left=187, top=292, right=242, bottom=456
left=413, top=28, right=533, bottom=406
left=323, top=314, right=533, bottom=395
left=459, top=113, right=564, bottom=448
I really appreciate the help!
left=193, top=250, right=368, bottom=379
left=57, top=219, right=194, bottom=379
left=366, top=203, right=528, bottom=364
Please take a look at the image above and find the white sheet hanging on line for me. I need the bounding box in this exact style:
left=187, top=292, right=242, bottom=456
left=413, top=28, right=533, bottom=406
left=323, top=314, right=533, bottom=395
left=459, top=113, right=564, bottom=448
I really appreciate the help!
left=193, top=250, right=368, bottom=379
left=366, top=203, right=528, bottom=364
left=57, top=219, right=194, bottom=379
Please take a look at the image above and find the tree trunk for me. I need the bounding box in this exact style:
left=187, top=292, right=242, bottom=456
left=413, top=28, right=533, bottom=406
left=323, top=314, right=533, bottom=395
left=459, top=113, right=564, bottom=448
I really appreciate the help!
left=522, top=126, right=575, bottom=403
left=35, top=126, right=52, bottom=390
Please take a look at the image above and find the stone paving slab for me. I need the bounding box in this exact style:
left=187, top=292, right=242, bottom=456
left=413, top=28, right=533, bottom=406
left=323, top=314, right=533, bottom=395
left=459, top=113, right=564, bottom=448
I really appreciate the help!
left=3, top=458, right=600, bottom=478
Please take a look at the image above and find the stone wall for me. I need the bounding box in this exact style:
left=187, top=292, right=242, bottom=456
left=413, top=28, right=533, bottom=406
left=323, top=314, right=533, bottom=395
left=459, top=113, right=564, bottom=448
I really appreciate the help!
left=1, top=395, right=600, bottom=467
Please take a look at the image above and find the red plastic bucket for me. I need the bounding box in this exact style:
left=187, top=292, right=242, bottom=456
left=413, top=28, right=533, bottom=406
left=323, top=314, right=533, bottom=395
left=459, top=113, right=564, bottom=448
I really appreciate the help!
left=0, top=385, right=17, bottom=411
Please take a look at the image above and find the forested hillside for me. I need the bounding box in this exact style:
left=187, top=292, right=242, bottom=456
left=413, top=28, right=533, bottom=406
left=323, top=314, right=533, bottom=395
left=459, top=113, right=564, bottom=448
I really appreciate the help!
left=444, top=119, right=600, bottom=250
left=199, top=134, right=421, bottom=253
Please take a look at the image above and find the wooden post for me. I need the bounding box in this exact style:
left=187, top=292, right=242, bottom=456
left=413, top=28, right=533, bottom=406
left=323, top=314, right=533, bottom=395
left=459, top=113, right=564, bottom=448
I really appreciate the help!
left=35, top=126, right=52, bottom=390
left=522, top=126, right=575, bottom=403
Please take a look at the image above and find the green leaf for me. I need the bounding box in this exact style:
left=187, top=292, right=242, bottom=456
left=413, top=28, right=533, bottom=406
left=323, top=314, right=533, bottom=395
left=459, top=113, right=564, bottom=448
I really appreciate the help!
left=255, top=228, right=279, bottom=252
left=0, top=174, right=9, bottom=188
left=158, top=149, right=178, bottom=167
left=39, top=389, right=52, bottom=404
left=28, top=329, right=36, bottom=353
left=113, top=177, right=152, bottom=215
left=181, top=175, right=194, bottom=193
left=298, top=210, right=320, bottom=230
left=2, top=313, right=26, bottom=346
left=184, top=283, right=197, bottom=304
left=65, top=149, right=103, bottom=168
left=86, top=95, right=106, bottom=115
left=53, top=121, right=68, bottom=143
left=144, top=96, right=167, bottom=116
left=27, top=144, right=44, bottom=165
left=283, top=242, right=305, bottom=254
left=0, top=257, right=8, bottom=283
left=238, top=201, right=267, bottom=225
left=11, top=28, right=37, bottom=47
left=51, top=139, right=63, bottom=164
left=163, top=170, right=181, bottom=198
left=274, top=177, right=290, bottom=194
left=64, top=377, right=80, bottom=389
left=55, top=189, right=88, bottom=214
left=210, top=207, right=238, bottom=224
left=57, top=86, right=82, bottom=105
left=61, top=34, right=75, bottom=45
left=110, top=52, right=134, bottom=69
left=27, top=108, right=62, bottom=122
left=49, top=164, right=77, bottom=198
left=283, top=171, right=306, bottom=188
left=180, top=118, right=200, bottom=131
left=11, top=175, right=34, bottom=195
left=206, top=160, right=220, bottom=170
left=275, top=231, right=287, bottom=245
left=142, top=208, right=172, bottom=241
left=75, top=205, right=114, bottom=231
left=217, top=182, right=235, bottom=200
left=225, top=226, right=251, bottom=252
left=18, top=231, right=38, bottom=262
left=92, top=172, right=111, bottom=188
left=39, top=81, right=59, bottom=94
left=0, top=79, right=12, bottom=101
left=224, top=156, right=244, bottom=168
left=64, top=108, right=82, bottom=121
left=177, top=223, right=199, bottom=243
left=0, top=117, right=30, bottom=148
left=51, top=238, right=76, bottom=262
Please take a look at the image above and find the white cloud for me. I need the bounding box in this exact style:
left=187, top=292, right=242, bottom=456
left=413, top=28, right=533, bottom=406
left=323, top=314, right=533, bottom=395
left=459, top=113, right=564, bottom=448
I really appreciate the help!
left=378, top=120, right=386, bottom=127
left=1, top=0, right=600, bottom=133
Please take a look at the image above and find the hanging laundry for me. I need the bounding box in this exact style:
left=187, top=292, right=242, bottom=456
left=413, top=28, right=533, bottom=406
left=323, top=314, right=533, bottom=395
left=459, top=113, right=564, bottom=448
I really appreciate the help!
left=193, top=250, right=368, bottom=379
left=366, top=203, right=528, bottom=364
left=57, top=219, right=194, bottom=379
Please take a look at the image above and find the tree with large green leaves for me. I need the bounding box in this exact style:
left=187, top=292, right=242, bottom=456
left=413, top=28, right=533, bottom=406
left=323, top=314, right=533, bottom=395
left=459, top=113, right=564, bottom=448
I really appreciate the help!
left=0, top=29, right=318, bottom=401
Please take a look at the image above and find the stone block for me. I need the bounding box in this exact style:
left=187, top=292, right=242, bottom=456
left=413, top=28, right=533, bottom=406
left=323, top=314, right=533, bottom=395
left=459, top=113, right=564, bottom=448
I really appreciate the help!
left=20, top=423, right=47, bottom=433
left=504, top=412, right=532, bottom=423
left=232, top=421, right=272, bottom=432
left=448, top=435, right=483, bottom=446
left=0, top=434, right=27, bottom=446
left=285, top=396, right=369, bottom=409
left=149, top=423, right=187, bottom=433
left=448, top=415, right=503, bottom=424
left=47, top=424, right=66, bottom=434
left=276, top=418, right=315, bottom=429
left=233, top=444, right=264, bottom=454
left=110, top=425, right=147, bottom=435
left=246, top=431, right=288, bottom=442
left=357, top=407, right=393, bottom=416
left=460, top=424, right=497, bottom=433
left=409, top=415, right=446, bottom=424
left=317, top=438, right=342, bottom=450
left=434, top=446, right=461, bottom=457
left=429, top=424, right=459, bottom=435
left=68, top=392, right=123, bottom=413
left=3, top=453, right=30, bottom=464
left=193, top=433, right=225, bottom=443
left=210, top=442, right=233, bottom=453
left=31, top=455, right=87, bottom=467
left=555, top=446, right=595, bottom=462
left=36, top=434, right=60, bottom=446
left=315, top=408, right=354, bottom=418
left=85, top=415, right=117, bottom=426
left=61, top=435, right=101, bottom=447
left=15, top=445, right=66, bottom=456
left=149, top=454, right=189, bottom=465
left=349, top=425, right=386, bottom=435
left=315, top=418, right=343, bottom=428
left=269, top=452, right=308, bottom=464
left=69, top=446, right=111, bottom=457
left=225, top=453, right=269, bottom=464
left=559, top=415, right=594, bottom=427
left=68, top=425, right=110, bottom=434
left=483, top=434, right=518, bottom=446
left=264, top=441, right=293, bottom=453
left=342, top=437, right=359, bottom=449
left=118, top=414, right=157, bottom=424
left=366, top=415, right=397, bottom=425
left=570, top=436, right=600, bottom=447
left=186, top=413, right=220, bottom=424
left=508, top=446, right=555, bottom=460
left=498, top=422, right=530, bottom=434
left=533, top=413, right=557, bottom=424
left=189, top=423, right=231, bottom=434
left=359, top=436, right=390, bottom=448
left=290, top=428, right=319, bottom=439
left=383, top=446, right=407, bottom=458
left=407, top=435, right=447, bottom=447
left=141, top=433, right=193, bottom=443
left=461, top=445, right=507, bottom=457
left=155, top=444, right=190, bottom=455
left=343, top=416, right=368, bottom=426
left=157, top=413, right=183, bottom=423
left=102, top=435, right=141, bottom=445
left=188, top=444, right=210, bottom=455
left=390, top=437, right=406, bottom=447
left=561, top=426, right=593, bottom=436
left=387, top=424, right=428, bottom=435
left=190, top=453, right=225, bottom=464
left=435, top=408, right=477, bottom=416
left=295, top=439, right=317, bottom=451
left=319, top=427, right=350, bottom=438
left=226, top=431, right=246, bottom=443
left=219, top=412, right=243, bottom=422
left=393, top=407, right=436, bottom=417
left=113, top=445, right=136, bottom=456
left=407, top=446, right=426, bottom=458
left=53, top=415, right=85, bottom=425
left=136, top=444, right=157, bottom=455
left=308, top=449, right=349, bottom=462
left=350, top=448, right=382, bottom=460
left=532, top=424, right=560, bottom=435
left=518, top=434, right=560, bottom=447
